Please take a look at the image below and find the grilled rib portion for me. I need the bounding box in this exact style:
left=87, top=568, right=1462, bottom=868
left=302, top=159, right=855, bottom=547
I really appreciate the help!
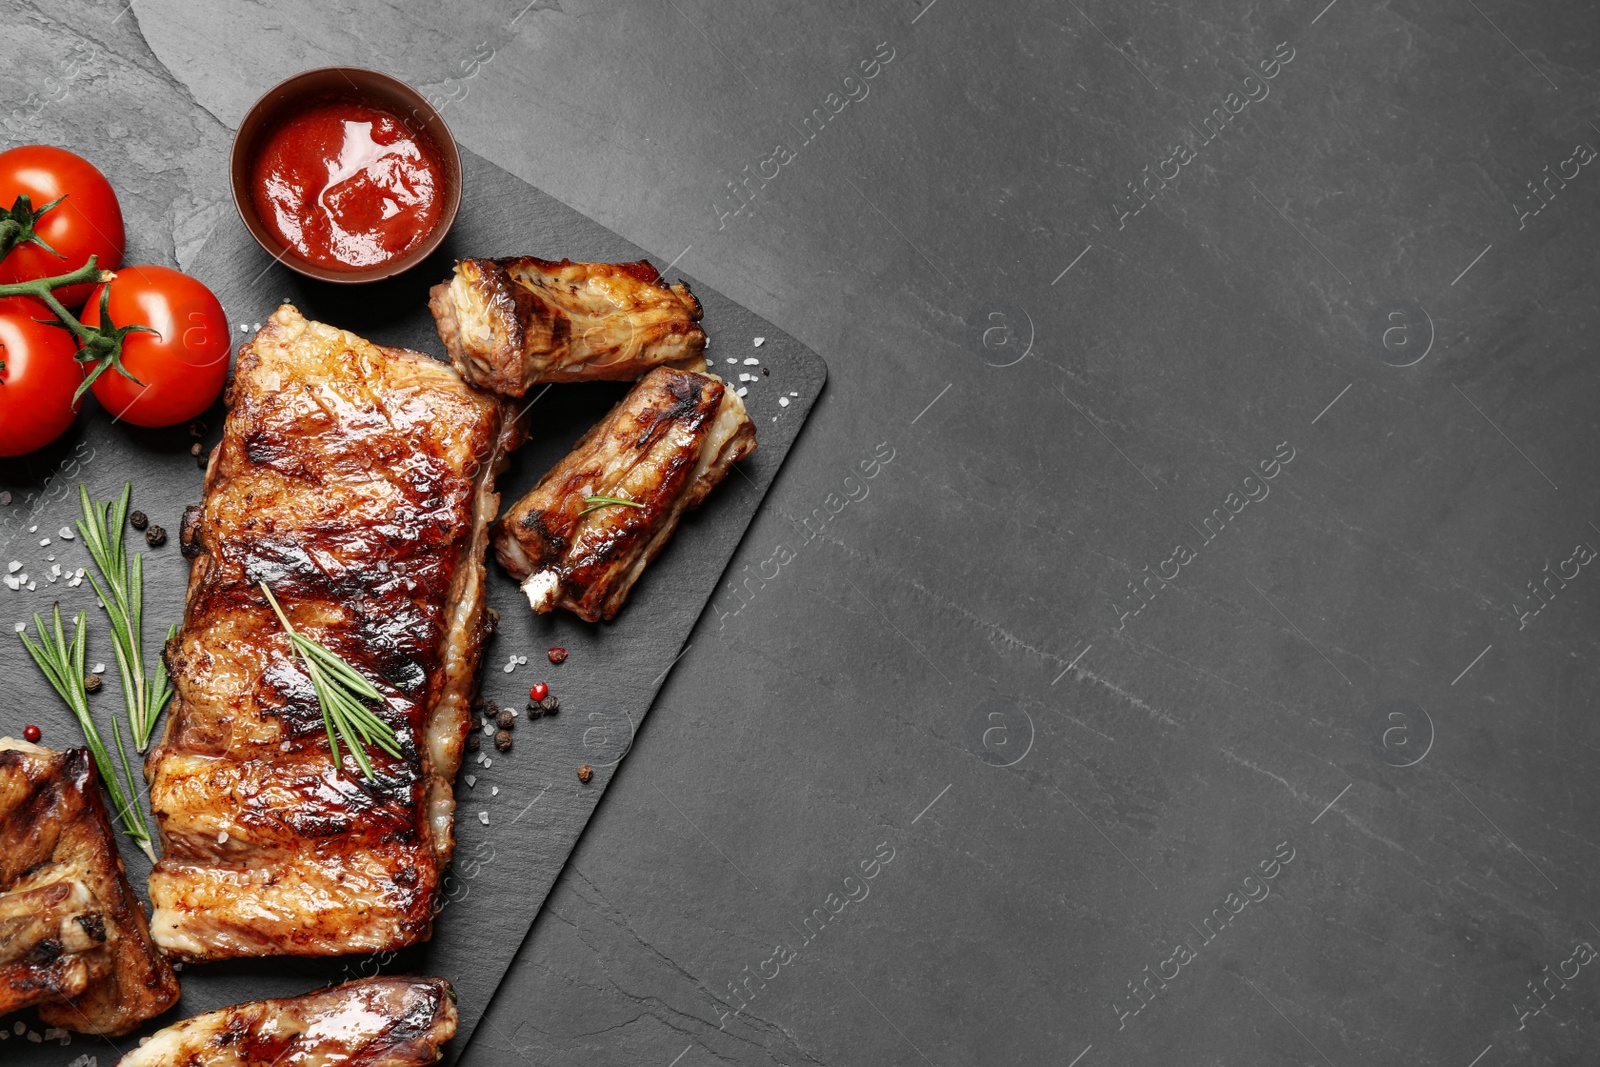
left=0, top=738, right=179, bottom=1035
left=146, top=304, right=510, bottom=962
left=116, top=976, right=457, bottom=1067
left=495, top=367, right=756, bottom=622
left=429, top=256, right=708, bottom=395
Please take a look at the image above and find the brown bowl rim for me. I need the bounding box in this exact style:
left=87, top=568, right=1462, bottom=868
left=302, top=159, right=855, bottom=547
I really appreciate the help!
left=228, top=66, right=462, bottom=285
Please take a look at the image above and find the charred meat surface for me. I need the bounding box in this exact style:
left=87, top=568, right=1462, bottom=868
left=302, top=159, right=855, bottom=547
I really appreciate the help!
left=0, top=738, right=179, bottom=1035
left=146, top=305, right=511, bottom=962
left=115, top=976, right=457, bottom=1067
left=429, top=256, right=708, bottom=395
left=495, top=367, right=756, bottom=622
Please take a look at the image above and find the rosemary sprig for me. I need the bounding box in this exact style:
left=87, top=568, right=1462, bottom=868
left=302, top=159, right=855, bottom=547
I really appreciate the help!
left=75, top=483, right=172, bottom=750
left=17, top=604, right=157, bottom=862
left=260, top=583, right=401, bottom=781
left=577, top=494, right=645, bottom=517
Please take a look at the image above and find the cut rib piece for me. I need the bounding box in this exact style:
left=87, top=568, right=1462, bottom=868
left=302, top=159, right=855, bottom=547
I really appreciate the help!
left=495, top=366, right=756, bottom=622
left=146, top=304, right=512, bottom=961
left=0, top=738, right=179, bottom=1036
left=115, top=976, right=457, bottom=1067
left=429, top=256, right=708, bottom=395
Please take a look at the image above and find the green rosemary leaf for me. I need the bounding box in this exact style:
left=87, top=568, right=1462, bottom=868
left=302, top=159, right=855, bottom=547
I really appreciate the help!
left=577, top=493, right=646, bottom=517
left=16, top=605, right=156, bottom=862
left=260, top=582, right=399, bottom=781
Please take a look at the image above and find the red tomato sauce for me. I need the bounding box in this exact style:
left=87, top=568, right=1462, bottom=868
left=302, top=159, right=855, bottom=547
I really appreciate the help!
left=251, top=102, right=444, bottom=271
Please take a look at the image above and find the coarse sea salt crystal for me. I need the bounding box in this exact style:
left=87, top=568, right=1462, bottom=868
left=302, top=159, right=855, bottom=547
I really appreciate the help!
left=483, top=722, right=495, bottom=735
left=483, top=758, right=492, bottom=769
left=491, top=785, right=499, bottom=796
left=12, top=623, right=24, bottom=633
left=465, top=774, right=476, bottom=788
left=26, top=581, right=34, bottom=591
left=58, top=527, right=73, bottom=540
left=7, top=561, right=20, bottom=573
left=737, top=387, right=748, bottom=397
left=779, top=397, right=790, bottom=407
left=753, top=337, right=765, bottom=347
left=92, top=662, right=104, bottom=673
left=726, top=357, right=737, bottom=364
left=738, top=373, right=751, bottom=382
left=478, top=811, right=489, bottom=824
left=502, top=662, right=516, bottom=673
left=743, top=357, right=760, bottom=365
left=516, top=655, right=527, bottom=664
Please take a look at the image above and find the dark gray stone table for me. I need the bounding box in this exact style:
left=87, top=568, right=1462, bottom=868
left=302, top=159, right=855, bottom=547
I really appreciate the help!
left=3, top=1, right=1598, bottom=1064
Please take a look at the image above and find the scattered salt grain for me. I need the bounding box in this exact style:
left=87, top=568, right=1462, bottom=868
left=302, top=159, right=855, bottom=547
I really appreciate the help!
left=27, top=525, right=35, bottom=533
left=743, top=357, right=760, bottom=365
left=39, top=537, right=49, bottom=547
left=491, top=786, right=499, bottom=796
left=516, top=655, right=527, bottom=664
left=27, top=1031, right=41, bottom=1042
left=725, top=357, right=737, bottom=364
left=779, top=397, right=790, bottom=407
left=483, top=722, right=495, bottom=735
left=483, top=758, right=492, bottom=769
left=58, top=527, right=74, bottom=540
left=502, top=662, right=516, bottom=673
left=92, top=662, right=104, bottom=673
left=738, top=373, right=751, bottom=382
left=239, top=324, right=249, bottom=333
left=753, top=337, right=765, bottom=347
left=478, top=811, right=489, bottom=825
left=464, top=774, right=476, bottom=788
left=14, top=1021, right=24, bottom=1034
left=7, top=561, right=20, bottom=573
left=26, top=581, right=34, bottom=591
left=736, top=387, right=748, bottom=397
left=12, top=623, right=24, bottom=633
left=789, top=391, right=799, bottom=397
left=216, top=831, right=228, bottom=845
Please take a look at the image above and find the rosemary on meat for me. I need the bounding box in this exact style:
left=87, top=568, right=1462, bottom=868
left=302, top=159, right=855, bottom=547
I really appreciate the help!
left=259, top=583, right=400, bottom=780
left=577, top=494, right=644, bottom=517
left=18, top=604, right=157, bottom=862
left=75, top=483, right=173, bottom=750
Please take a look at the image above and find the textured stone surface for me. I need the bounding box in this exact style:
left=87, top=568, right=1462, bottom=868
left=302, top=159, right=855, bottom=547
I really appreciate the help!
left=4, top=0, right=1600, bottom=1065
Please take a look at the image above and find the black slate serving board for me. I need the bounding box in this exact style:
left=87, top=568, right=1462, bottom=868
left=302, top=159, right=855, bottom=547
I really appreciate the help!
left=0, top=145, right=824, bottom=1066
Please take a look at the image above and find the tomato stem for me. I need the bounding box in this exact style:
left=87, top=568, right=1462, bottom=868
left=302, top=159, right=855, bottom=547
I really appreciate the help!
left=0, top=256, right=153, bottom=404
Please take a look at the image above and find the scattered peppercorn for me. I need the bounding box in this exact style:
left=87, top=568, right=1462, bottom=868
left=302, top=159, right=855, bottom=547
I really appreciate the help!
left=547, top=646, right=568, bottom=664
left=494, top=730, right=513, bottom=752
left=84, top=674, right=102, bottom=693
left=145, top=525, right=167, bottom=547
left=479, top=699, right=500, bottom=722
left=525, top=702, right=544, bottom=719
left=496, top=709, right=514, bottom=731
left=23, top=724, right=41, bottom=743
left=577, top=764, right=593, bottom=783
left=539, top=694, right=560, bottom=715
left=129, top=510, right=148, bottom=530
left=529, top=682, right=549, bottom=702
left=188, top=420, right=206, bottom=438
left=189, top=442, right=203, bottom=457
left=762, top=367, right=769, bottom=376
left=467, top=732, right=480, bottom=752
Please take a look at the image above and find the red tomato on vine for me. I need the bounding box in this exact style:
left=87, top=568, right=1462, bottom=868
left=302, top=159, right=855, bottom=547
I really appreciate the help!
left=0, top=146, right=125, bottom=307
left=80, top=266, right=230, bottom=428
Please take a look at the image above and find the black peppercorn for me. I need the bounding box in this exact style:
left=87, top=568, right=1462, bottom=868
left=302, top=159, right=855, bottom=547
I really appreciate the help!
left=496, top=710, right=514, bottom=731
left=479, top=699, right=499, bottom=722
left=145, top=526, right=167, bottom=547
left=84, top=674, right=102, bottom=693
left=467, top=732, right=480, bottom=752
left=129, top=510, right=148, bottom=530
left=538, top=694, right=560, bottom=715
left=190, top=442, right=203, bottom=457
left=494, top=730, right=513, bottom=752
left=525, top=702, right=543, bottom=719
left=577, top=764, right=593, bottom=783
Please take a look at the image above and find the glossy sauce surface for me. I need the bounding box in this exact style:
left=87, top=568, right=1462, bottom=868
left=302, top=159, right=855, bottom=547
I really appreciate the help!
left=251, top=102, right=443, bottom=270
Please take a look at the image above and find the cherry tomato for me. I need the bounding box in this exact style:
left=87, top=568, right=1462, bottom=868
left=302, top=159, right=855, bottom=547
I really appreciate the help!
left=81, top=266, right=230, bottom=428
left=0, top=297, right=84, bottom=456
left=0, top=146, right=125, bottom=307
